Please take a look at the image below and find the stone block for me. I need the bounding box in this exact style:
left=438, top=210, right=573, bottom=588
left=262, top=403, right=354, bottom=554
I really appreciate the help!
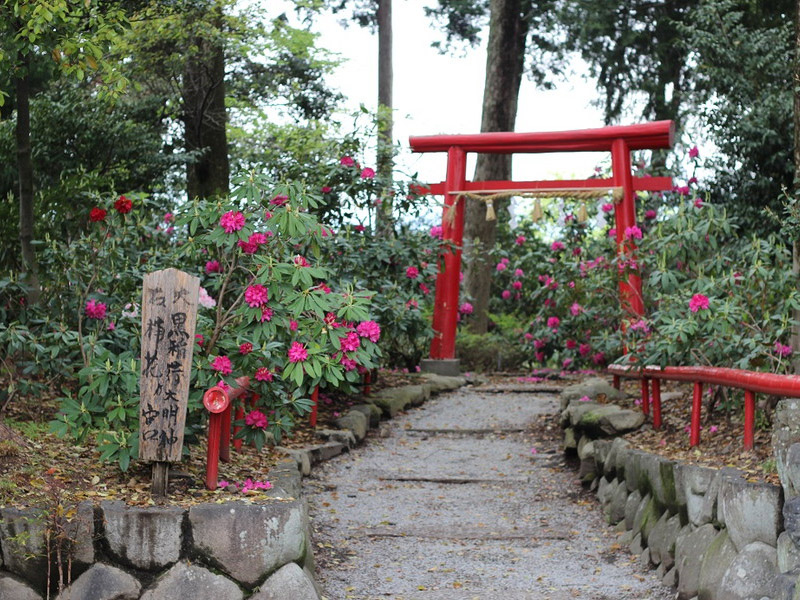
left=420, top=358, right=460, bottom=377
left=189, top=500, right=308, bottom=587
left=772, top=398, right=800, bottom=500
left=697, top=528, right=737, bottom=600
left=676, top=464, right=716, bottom=527
left=249, top=562, right=320, bottom=599
left=565, top=401, right=602, bottom=427
left=606, top=437, right=630, bottom=478
left=266, top=459, right=302, bottom=499
left=351, top=403, right=382, bottom=428
left=65, top=502, right=95, bottom=566
left=563, top=427, right=577, bottom=452
left=698, top=467, right=744, bottom=528
left=773, top=571, right=799, bottom=600
left=276, top=448, right=312, bottom=476
left=661, top=566, right=677, bottom=588
left=419, top=373, right=466, bottom=393
left=0, top=507, right=48, bottom=591
left=648, top=512, right=681, bottom=569
left=307, top=442, right=346, bottom=464
left=785, top=495, right=800, bottom=549
left=576, top=405, right=645, bottom=437
left=577, top=436, right=595, bottom=461
left=372, top=386, right=425, bottom=417
left=140, top=561, right=242, bottom=600
left=55, top=563, right=141, bottom=600
left=0, top=573, right=42, bottom=600
left=101, top=502, right=183, bottom=570
left=625, top=450, right=645, bottom=493
left=597, top=477, right=613, bottom=505
left=335, top=410, right=368, bottom=442
left=632, top=494, right=659, bottom=545
left=614, top=442, right=631, bottom=481
left=640, top=547, right=652, bottom=569
left=315, top=429, right=356, bottom=449
left=718, top=541, right=778, bottom=600
left=609, top=480, right=629, bottom=526
left=718, top=477, right=782, bottom=550
left=779, top=531, right=800, bottom=573
left=624, top=489, right=642, bottom=531
left=630, top=532, right=644, bottom=555
left=559, top=377, right=623, bottom=409
left=675, top=523, right=717, bottom=600
left=578, top=457, right=597, bottom=483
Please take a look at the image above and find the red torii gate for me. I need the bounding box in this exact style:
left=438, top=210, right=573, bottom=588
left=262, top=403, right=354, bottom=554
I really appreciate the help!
left=409, top=120, right=675, bottom=372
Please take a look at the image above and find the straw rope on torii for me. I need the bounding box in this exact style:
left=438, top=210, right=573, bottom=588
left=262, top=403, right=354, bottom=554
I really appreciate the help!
left=444, top=186, right=625, bottom=224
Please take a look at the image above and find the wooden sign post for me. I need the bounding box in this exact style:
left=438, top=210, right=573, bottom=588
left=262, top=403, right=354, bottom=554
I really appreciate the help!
left=138, top=268, right=200, bottom=497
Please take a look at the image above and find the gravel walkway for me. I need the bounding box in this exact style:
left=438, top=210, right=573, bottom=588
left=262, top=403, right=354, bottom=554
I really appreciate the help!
left=304, top=383, right=675, bottom=599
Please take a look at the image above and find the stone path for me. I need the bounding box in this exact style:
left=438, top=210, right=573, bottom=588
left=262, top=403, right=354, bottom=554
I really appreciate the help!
left=305, top=383, right=674, bottom=599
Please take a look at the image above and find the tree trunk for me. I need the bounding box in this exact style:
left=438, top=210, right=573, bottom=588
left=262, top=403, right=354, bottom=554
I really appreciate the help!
left=183, top=6, right=229, bottom=200
left=376, top=0, right=394, bottom=236
left=14, top=50, right=40, bottom=303
left=463, top=0, right=529, bottom=333
left=791, top=0, right=800, bottom=373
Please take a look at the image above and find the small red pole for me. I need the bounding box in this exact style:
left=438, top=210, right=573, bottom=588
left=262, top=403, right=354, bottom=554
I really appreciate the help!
left=310, top=386, right=319, bottom=427
left=203, top=386, right=231, bottom=491
left=640, top=378, right=650, bottom=417
left=612, top=375, right=620, bottom=390
left=690, top=381, right=703, bottom=447
left=744, top=389, right=756, bottom=451
left=363, top=371, right=372, bottom=396
left=219, top=404, right=232, bottom=463
left=651, top=378, right=662, bottom=430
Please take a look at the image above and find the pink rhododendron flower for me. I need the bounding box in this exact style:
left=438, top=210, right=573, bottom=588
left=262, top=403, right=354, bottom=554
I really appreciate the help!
left=271, top=194, right=288, bottom=206
left=501, top=290, right=512, bottom=300
left=245, top=410, right=268, bottom=429
left=624, top=225, right=643, bottom=240
left=562, top=358, right=573, bottom=369
left=689, top=294, right=710, bottom=312
left=195, top=334, right=204, bottom=346
left=645, top=209, right=657, bottom=219
left=406, top=266, right=419, bottom=279
left=496, top=262, right=507, bottom=272
left=419, top=283, right=430, bottom=295
left=288, top=342, right=308, bottom=363
left=244, top=284, right=268, bottom=308
left=501, top=257, right=510, bottom=264
left=84, top=299, right=107, bottom=320
left=547, top=316, right=560, bottom=330
left=211, top=355, right=232, bottom=375
left=430, top=225, right=443, bottom=239
left=551, top=241, right=565, bottom=251
left=608, top=228, right=617, bottom=238
left=289, top=320, right=298, bottom=332
left=340, top=331, right=361, bottom=352
left=531, top=447, right=538, bottom=455
left=406, top=298, right=419, bottom=309
left=163, top=212, right=174, bottom=223
left=340, top=156, right=355, bottom=166
left=570, top=302, right=583, bottom=316
left=354, top=224, right=366, bottom=232
left=237, top=239, right=258, bottom=254
left=572, top=247, right=582, bottom=256
left=675, top=185, right=690, bottom=195
left=360, top=167, right=375, bottom=179
left=535, top=351, right=545, bottom=362
left=565, top=339, right=577, bottom=350
left=198, top=287, right=216, bottom=308
left=689, top=146, right=699, bottom=159
left=579, top=395, right=591, bottom=402
left=524, top=333, right=533, bottom=341
left=255, top=367, right=274, bottom=382
left=356, top=320, right=381, bottom=342
left=205, top=260, right=221, bottom=274
left=515, top=235, right=526, bottom=245
left=533, top=339, right=546, bottom=350
left=512, top=281, right=522, bottom=290
left=514, top=268, right=524, bottom=278
left=694, top=197, right=703, bottom=208
left=775, top=342, right=793, bottom=357
left=239, top=342, right=253, bottom=355
left=260, top=307, right=273, bottom=322
left=579, top=343, right=591, bottom=357
left=629, top=319, right=650, bottom=333
left=294, top=255, right=310, bottom=267
left=219, top=211, right=245, bottom=233
left=459, top=302, right=473, bottom=315
left=340, top=356, right=357, bottom=371
left=601, top=203, right=614, bottom=213
left=107, top=321, right=115, bottom=331
left=592, top=352, right=605, bottom=365
left=709, top=425, right=718, bottom=434
left=321, top=186, right=332, bottom=193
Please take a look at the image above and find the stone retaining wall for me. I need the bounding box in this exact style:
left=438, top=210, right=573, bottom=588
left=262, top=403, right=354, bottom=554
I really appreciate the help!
left=560, top=378, right=800, bottom=600
left=0, top=372, right=466, bottom=600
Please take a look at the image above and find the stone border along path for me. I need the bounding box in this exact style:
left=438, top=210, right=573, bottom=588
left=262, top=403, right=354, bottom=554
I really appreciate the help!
left=305, top=378, right=674, bottom=599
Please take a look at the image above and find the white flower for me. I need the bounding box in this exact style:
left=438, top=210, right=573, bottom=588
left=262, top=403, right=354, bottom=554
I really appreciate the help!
left=121, top=303, right=139, bottom=319
left=198, top=287, right=216, bottom=308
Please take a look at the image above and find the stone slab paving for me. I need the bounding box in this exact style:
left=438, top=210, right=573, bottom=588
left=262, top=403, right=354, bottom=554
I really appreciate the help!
left=305, top=386, right=673, bottom=600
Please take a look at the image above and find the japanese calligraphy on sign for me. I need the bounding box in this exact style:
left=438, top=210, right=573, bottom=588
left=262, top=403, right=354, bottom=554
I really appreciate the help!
left=138, top=268, right=200, bottom=463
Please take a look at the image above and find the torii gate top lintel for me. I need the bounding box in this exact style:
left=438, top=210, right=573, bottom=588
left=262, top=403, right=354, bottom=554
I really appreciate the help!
left=409, top=120, right=675, bottom=364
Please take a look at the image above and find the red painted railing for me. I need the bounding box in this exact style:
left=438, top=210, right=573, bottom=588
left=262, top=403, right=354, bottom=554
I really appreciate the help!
left=608, top=364, right=800, bottom=450
left=203, top=376, right=250, bottom=491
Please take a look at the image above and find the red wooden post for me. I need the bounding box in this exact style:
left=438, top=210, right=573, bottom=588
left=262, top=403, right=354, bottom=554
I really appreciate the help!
left=219, top=404, right=232, bottom=463
left=612, top=374, right=620, bottom=390
left=640, top=378, right=650, bottom=417
left=744, top=389, right=756, bottom=450
left=651, top=378, right=662, bottom=430
left=233, top=404, right=244, bottom=452
left=310, top=385, right=319, bottom=427
left=363, top=371, right=372, bottom=396
left=690, top=381, right=703, bottom=447
left=203, top=387, right=231, bottom=491
left=611, top=138, right=644, bottom=318
left=430, top=146, right=467, bottom=359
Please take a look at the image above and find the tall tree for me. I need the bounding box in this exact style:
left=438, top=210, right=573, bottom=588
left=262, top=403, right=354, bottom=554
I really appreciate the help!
left=425, top=0, right=561, bottom=332
left=0, top=1, right=128, bottom=300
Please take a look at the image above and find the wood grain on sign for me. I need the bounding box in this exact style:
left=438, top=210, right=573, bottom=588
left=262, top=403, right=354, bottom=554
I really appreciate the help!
left=138, top=268, right=200, bottom=463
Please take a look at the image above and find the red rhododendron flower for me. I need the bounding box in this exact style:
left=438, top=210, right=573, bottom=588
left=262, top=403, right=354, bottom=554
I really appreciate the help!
left=89, top=207, right=107, bottom=222
left=114, top=195, right=132, bottom=214
left=254, top=367, right=274, bottom=382
left=239, top=342, right=253, bottom=355
left=245, top=409, right=268, bottom=429
left=406, top=266, right=419, bottom=279
left=211, top=355, right=232, bottom=375
left=84, top=299, right=107, bottom=319
left=245, top=284, right=268, bottom=308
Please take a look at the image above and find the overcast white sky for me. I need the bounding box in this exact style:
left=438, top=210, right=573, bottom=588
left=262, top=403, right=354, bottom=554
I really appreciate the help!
left=294, top=1, right=609, bottom=185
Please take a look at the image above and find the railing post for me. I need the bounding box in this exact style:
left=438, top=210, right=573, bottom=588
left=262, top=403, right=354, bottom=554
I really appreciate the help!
left=233, top=403, right=244, bottom=452
left=640, top=378, right=650, bottom=417
left=219, top=404, right=232, bottom=463
left=744, top=390, right=756, bottom=450
left=651, top=378, right=662, bottom=430
left=310, top=385, right=319, bottom=427
left=203, top=386, right=231, bottom=491
left=690, top=382, right=703, bottom=447
left=612, top=374, right=620, bottom=390
left=363, top=371, right=372, bottom=396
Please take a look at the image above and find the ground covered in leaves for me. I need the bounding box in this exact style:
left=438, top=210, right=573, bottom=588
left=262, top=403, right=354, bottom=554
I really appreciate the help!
left=0, top=368, right=419, bottom=509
